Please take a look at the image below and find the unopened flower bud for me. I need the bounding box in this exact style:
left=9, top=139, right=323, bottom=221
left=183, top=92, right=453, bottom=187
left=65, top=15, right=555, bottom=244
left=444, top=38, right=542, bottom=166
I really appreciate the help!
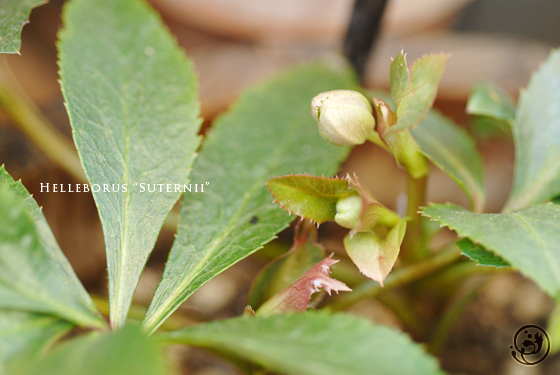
left=311, top=90, right=375, bottom=146
left=335, top=195, right=362, bottom=229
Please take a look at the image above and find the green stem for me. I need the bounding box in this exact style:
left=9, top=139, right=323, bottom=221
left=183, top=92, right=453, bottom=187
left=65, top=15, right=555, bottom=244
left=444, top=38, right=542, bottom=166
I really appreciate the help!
left=376, top=292, right=427, bottom=338
left=401, top=174, right=427, bottom=262
left=328, top=244, right=462, bottom=311
left=428, top=276, right=488, bottom=354
left=427, top=260, right=511, bottom=288
left=366, top=131, right=391, bottom=152
left=0, top=77, right=87, bottom=182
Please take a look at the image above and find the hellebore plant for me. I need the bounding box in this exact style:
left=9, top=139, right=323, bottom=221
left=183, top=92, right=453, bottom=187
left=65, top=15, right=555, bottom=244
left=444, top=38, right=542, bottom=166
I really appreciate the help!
left=1, top=0, right=560, bottom=374
left=268, top=53, right=452, bottom=285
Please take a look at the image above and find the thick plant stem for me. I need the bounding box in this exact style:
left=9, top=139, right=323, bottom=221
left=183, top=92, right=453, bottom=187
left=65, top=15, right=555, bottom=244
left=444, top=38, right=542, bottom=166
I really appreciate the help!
left=328, top=244, right=462, bottom=311
left=0, top=78, right=86, bottom=182
left=401, top=173, right=427, bottom=262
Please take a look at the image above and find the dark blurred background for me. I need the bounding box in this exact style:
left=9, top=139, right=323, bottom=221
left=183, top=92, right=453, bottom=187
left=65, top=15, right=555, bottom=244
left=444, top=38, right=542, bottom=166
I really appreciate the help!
left=456, top=0, right=560, bottom=45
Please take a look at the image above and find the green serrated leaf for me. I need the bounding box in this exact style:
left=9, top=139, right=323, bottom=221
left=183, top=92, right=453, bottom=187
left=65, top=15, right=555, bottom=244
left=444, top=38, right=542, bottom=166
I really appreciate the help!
left=161, top=312, right=445, bottom=375
left=456, top=238, right=510, bottom=268
left=505, top=49, right=560, bottom=211
left=142, top=64, right=354, bottom=333
left=466, top=82, right=516, bottom=122
left=0, top=0, right=46, bottom=54
left=14, top=325, right=169, bottom=375
left=390, top=53, right=409, bottom=109
left=0, top=310, right=72, bottom=374
left=248, top=223, right=325, bottom=309
left=388, top=53, right=449, bottom=133
left=59, top=0, right=202, bottom=328
left=422, top=203, right=560, bottom=301
left=0, top=167, right=104, bottom=328
left=411, top=110, right=486, bottom=212
left=267, top=175, right=357, bottom=224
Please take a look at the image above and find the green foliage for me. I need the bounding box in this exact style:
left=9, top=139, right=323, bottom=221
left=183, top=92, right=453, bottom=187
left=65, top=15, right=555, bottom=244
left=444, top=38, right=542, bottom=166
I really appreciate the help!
left=344, top=220, right=406, bottom=286
left=0, top=311, right=72, bottom=373
left=422, top=203, right=560, bottom=301
left=248, top=224, right=325, bottom=309
left=456, top=238, right=510, bottom=268
left=373, top=97, right=429, bottom=179
left=6, top=0, right=560, bottom=370
left=267, top=175, right=357, bottom=224
left=0, top=0, right=46, bottom=53
left=344, top=175, right=401, bottom=232
left=0, top=167, right=104, bottom=328
left=161, top=312, right=444, bottom=375
left=141, top=64, right=354, bottom=333
left=388, top=53, right=450, bottom=133
left=375, top=53, right=449, bottom=178
left=505, top=49, right=560, bottom=210
left=466, top=82, right=516, bottom=122
left=469, top=115, right=511, bottom=140
left=373, top=90, right=485, bottom=210
left=59, top=0, right=202, bottom=328
left=410, top=110, right=486, bottom=212
left=16, top=325, right=169, bottom=375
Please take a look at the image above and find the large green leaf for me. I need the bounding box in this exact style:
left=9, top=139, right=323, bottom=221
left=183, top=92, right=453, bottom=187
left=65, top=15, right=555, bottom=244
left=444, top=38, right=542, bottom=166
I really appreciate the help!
left=387, top=53, right=449, bottom=133
left=505, top=49, right=560, bottom=211
left=161, top=312, right=444, bottom=375
left=410, top=110, right=486, bottom=212
left=0, top=0, right=46, bottom=54
left=59, top=0, right=202, bottom=328
left=0, top=167, right=104, bottom=328
left=0, top=310, right=72, bottom=374
left=422, top=203, right=560, bottom=301
left=466, top=82, right=516, bottom=122
left=142, top=64, right=354, bottom=332
left=14, top=325, right=169, bottom=375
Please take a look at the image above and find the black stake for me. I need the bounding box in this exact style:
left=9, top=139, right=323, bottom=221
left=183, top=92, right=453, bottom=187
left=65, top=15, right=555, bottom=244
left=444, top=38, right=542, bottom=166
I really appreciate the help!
left=343, top=0, right=389, bottom=83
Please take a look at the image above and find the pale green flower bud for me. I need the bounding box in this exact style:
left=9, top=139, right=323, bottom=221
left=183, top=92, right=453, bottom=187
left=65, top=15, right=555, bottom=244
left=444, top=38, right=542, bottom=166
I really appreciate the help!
left=311, top=90, right=375, bottom=146
left=335, top=195, right=362, bottom=229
